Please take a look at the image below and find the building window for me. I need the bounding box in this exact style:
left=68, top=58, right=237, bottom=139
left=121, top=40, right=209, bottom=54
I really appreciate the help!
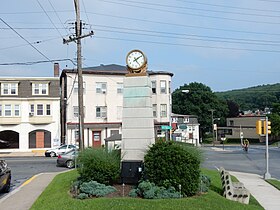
left=74, top=81, right=86, bottom=93
left=30, top=104, right=34, bottom=115
left=73, top=106, right=79, bottom=118
left=168, top=81, right=171, bottom=94
left=96, top=106, right=107, bottom=118
left=4, top=105, right=11, bottom=116
left=151, top=81, right=156, bottom=94
left=96, top=82, right=107, bottom=94
left=160, top=104, right=167, bottom=117
left=117, top=106, right=122, bottom=120
left=1, top=83, right=18, bottom=95
left=14, top=104, right=20, bottom=116
left=46, top=104, right=51, bottom=115
left=0, top=105, right=2, bottom=116
left=32, top=83, right=49, bottom=95
left=37, top=104, right=44, bottom=115
left=160, top=80, right=166, bottom=94
left=117, top=83, right=123, bottom=94
left=153, top=104, right=157, bottom=117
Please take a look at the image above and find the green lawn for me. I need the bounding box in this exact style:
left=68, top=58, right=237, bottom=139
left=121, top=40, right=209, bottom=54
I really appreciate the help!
left=266, top=179, right=280, bottom=190
left=31, top=169, right=264, bottom=210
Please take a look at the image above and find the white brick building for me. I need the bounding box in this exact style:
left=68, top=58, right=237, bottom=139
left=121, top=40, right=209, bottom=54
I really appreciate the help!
left=60, top=64, right=173, bottom=148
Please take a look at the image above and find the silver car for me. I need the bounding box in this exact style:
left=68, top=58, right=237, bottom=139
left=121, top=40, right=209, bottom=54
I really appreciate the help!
left=45, top=144, right=78, bottom=157
left=56, top=149, right=78, bottom=169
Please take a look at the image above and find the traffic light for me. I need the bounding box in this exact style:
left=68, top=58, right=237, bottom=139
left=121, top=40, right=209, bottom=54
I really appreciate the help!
left=256, top=120, right=262, bottom=135
left=264, top=121, right=272, bottom=135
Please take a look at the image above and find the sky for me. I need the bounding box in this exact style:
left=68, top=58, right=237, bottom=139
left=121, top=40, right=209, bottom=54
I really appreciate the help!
left=1, top=0, right=280, bottom=92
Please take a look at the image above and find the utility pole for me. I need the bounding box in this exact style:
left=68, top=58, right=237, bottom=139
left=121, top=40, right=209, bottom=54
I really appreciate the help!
left=63, top=0, right=94, bottom=151
left=209, top=109, right=215, bottom=146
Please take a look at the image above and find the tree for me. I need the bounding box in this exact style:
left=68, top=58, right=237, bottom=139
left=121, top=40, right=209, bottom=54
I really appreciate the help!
left=172, top=82, right=228, bottom=137
left=268, top=103, right=280, bottom=137
left=227, top=100, right=240, bottom=117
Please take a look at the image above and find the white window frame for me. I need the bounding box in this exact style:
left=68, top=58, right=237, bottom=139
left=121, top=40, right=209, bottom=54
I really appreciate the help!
left=1, top=83, right=18, bottom=95
left=160, top=80, right=166, bottom=94
left=117, top=83, right=123, bottom=94
left=96, top=82, right=107, bottom=94
left=160, top=104, right=167, bottom=117
left=151, top=81, right=157, bottom=94
left=37, top=104, right=44, bottom=116
left=96, top=106, right=107, bottom=118
left=73, top=106, right=79, bottom=118
left=14, top=104, right=20, bottom=116
left=4, top=104, right=12, bottom=116
left=32, top=83, right=49, bottom=95
left=74, top=81, right=86, bottom=93
left=46, top=104, right=51, bottom=115
left=153, top=104, right=157, bottom=117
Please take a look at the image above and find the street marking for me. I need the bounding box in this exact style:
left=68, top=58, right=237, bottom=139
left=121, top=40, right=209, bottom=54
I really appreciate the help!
left=21, top=175, right=38, bottom=187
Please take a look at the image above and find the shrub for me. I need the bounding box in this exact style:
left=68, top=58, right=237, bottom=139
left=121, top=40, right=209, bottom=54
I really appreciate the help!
left=144, top=140, right=201, bottom=196
left=129, top=180, right=181, bottom=199
left=197, top=174, right=211, bottom=193
left=79, top=180, right=116, bottom=197
left=77, top=147, right=121, bottom=185
left=72, top=180, right=116, bottom=199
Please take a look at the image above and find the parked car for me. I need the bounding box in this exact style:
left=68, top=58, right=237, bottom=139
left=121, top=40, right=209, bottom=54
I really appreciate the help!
left=0, top=160, right=11, bottom=193
left=0, top=139, right=10, bottom=149
left=45, top=144, right=78, bottom=157
left=56, top=149, right=78, bottom=169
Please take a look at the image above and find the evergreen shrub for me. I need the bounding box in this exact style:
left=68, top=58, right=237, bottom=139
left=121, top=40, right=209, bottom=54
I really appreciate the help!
left=129, top=180, right=181, bottom=199
left=144, top=140, right=201, bottom=196
left=77, top=147, right=121, bottom=185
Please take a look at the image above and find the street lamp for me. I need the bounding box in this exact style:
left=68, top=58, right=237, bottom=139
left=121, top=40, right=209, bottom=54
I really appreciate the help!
left=213, top=118, right=220, bottom=143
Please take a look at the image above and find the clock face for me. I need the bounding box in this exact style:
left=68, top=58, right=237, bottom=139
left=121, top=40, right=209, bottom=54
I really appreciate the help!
left=126, top=50, right=146, bottom=70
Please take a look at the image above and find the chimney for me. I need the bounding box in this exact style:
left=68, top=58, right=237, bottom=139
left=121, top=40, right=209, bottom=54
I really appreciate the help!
left=54, top=63, right=59, bottom=77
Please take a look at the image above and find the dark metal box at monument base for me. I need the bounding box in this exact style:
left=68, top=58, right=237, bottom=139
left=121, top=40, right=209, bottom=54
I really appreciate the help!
left=121, top=161, right=143, bottom=184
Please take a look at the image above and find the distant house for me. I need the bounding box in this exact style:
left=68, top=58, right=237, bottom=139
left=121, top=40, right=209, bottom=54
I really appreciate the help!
left=171, top=113, right=200, bottom=146
left=0, top=64, right=61, bottom=151
left=217, top=115, right=266, bottom=141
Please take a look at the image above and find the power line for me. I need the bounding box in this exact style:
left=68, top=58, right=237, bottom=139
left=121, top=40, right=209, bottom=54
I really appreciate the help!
left=174, top=0, right=280, bottom=13
left=93, top=24, right=280, bottom=45
left=88, top=12, right=280, bottom=37
left=108, top=0, right=280, bottom=18
left=3, top=24, right=280, bottom=45
left=94, top=35, right=280, bottom=53
left=0, top=18, right=52, bottom=61
left=0, top=58, right=76, bottom=66
left=47, top=0, right=69, bottom=34
left=100, top=0, right=280, bottom=25
left=0, top=37, right=60, bottom=51
left=36, top=0, right=63, bottom=38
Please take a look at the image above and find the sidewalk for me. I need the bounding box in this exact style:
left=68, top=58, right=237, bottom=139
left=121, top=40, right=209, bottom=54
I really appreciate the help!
left=1, top=170, right=280, bottom=210
left=230, top=171, right=280, bottom=210
left=0, top=150, right=45, bottom=157
left=0, top=172, right=59, bottom=210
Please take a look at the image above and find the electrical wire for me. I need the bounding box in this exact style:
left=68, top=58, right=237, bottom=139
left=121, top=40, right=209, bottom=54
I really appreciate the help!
left=0, top=59, right=76, bottom=66
left=174, top=0, right=280, bottom=13
left=0, top=17, right=52, bottom=61
left=88, top=12, right=280, bottom=37
left=99, top=0, right=280, bottom=25
left=106, top=0, right=280, bottom=18
left=93, top=35, right=280, bottom=53
left=36, top=0, right=63, bottom=38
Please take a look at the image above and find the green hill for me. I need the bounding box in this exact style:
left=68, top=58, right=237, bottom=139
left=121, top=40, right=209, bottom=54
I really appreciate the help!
left=215, top=83, right=280, bottom=111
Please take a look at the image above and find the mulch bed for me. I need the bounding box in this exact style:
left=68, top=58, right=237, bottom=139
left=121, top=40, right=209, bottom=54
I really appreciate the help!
left=105, top=184, right=135, bottom=198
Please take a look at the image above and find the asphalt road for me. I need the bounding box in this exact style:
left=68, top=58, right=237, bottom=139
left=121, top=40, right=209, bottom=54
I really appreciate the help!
left=201, top=145, right=280, bottom=180
left=0, top=157, right=68, bottom=198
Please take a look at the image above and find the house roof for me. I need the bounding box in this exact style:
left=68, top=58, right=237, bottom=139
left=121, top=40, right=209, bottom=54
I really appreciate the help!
left=61, top=64, right=173, bottom=77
